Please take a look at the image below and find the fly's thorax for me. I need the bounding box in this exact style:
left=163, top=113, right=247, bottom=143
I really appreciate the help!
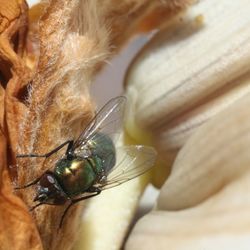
left=54, top=157, right=98, bottom=197
left=74, top=145, right=91, bottom=158
left=52, top=133, right=116, bottom=197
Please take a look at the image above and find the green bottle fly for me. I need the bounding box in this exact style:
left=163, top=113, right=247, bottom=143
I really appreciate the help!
left=54, top=133, right=116, bottom=197
left=15, top=96, right=157, bottom=228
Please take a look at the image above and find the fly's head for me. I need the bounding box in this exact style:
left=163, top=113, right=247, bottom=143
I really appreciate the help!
left=34, top=172, right=68, bottom=205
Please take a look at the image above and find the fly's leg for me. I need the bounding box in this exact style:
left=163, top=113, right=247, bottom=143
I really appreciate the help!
left=29, top=202, right=44, bottom=211
left=14, top=175, right=41, bottom=190
left=29, top=200, right=63, bottom=212
left=59, top=188, right=101, bottom=228
left=14, top=170, right=53, bottom=190
left=16, top=140, right=74, bottom=158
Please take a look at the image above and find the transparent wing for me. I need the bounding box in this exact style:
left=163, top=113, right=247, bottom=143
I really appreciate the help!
left=73, top=96, right=126, bottom=150
left=95, top=145, right=157, bottom=190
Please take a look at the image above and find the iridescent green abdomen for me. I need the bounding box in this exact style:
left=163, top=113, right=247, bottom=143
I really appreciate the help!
left=88, top=133, right=116, bottom=174
left=54, top=158, right=96, bottom=197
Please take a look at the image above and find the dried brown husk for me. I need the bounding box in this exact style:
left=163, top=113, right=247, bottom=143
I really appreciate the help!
left=0, top=1, right=42, bottom=250
left=0, top=0, right=190, bottom=250
left=0, top=132, right=42, bottom=250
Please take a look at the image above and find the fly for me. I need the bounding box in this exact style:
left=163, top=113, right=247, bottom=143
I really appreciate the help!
left=15, top=96, right=157, bottom=228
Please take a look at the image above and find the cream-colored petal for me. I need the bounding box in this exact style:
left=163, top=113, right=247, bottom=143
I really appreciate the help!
left=126, top=94, right=250, bottom=250
left=74, top=177, right=149, bottom=250
left=124, top=0, right=250, bottom=249
left=125, top=0, right=250, bottom=174
left=126, top=167, right=250, bottom=249
left=158, top=92, right=250, bottom=210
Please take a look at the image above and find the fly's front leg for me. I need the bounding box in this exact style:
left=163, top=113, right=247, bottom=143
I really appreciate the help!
left=16, top=140, right=74, bottom=158
left=14, top=170, right=54, bottom=190
left=59, top=188, right=101, bottom=228
left=14, top=175, right=41, bottom=190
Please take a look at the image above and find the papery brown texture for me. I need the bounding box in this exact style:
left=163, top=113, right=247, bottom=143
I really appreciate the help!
left=0, top=132, right=42, bottom=250
left=0, top=0, right=187, bottom=250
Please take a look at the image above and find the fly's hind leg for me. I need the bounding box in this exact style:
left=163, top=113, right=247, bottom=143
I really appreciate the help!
left=86, top=186, right=102, bottom=193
